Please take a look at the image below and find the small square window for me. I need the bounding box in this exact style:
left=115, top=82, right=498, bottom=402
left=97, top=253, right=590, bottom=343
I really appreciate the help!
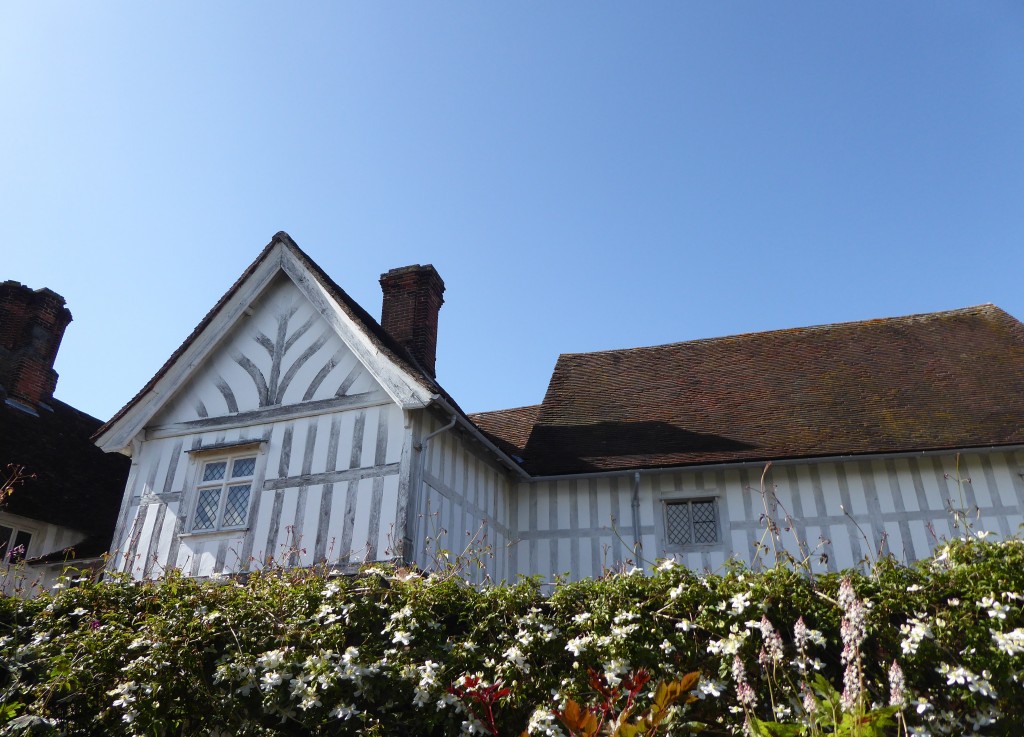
left=190, top=453, right=257, bottom=532
left=665, top=499, right=719, bottom=546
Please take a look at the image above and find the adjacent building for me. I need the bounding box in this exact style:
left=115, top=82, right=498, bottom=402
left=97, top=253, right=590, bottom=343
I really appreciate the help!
left=0, top=281, right=130, bottom=594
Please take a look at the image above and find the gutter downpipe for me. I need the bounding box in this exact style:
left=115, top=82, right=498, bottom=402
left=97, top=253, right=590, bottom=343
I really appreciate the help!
left=631, top=471, right=642, bottom=562
left=409, top=413, right=458, bottom=566
left=429, top=394, right=532, bottom=480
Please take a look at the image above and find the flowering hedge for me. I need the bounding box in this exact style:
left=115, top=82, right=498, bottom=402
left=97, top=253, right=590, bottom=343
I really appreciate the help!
left=1, top=537, right=1023, bottom=736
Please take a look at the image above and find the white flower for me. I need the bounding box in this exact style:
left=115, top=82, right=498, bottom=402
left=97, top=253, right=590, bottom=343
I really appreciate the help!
left=504, top=645, right=529, bottom=672
left=675, top=618, right=693, bottom=631
left=604, top=658, right=630, bottom=687
left=659, top=639, right=675, bottom=654
left=980, top=596, right=1010, bottom=620
left=707, top=626, right=748, bottom=656
left=657, top=558, right=678, bottom=571
left=260, top=671, right=284, bottom=691
left=390, top=605, right=414, bottom=622
left=527, top=707, right=567, bottom=737
left=566, top=635, right=592, bottom=657
left=257, top=649, right=288, bottom=671
left=992, top=627, right=1024, bottom=656
left=730, top=592, right=750, bottom=614
left=697, top=679, right=723, bottom=698
left=936, top=664, right=997, bottom=698
left=900, top=616, right=933, bottom=656
left=330, top=704, right=360, bottom=720
left=298, top=692, right=322, bottom=710
left=392, top=630, right=412, bottom=646
left=69, top=607, right=88, bottom=616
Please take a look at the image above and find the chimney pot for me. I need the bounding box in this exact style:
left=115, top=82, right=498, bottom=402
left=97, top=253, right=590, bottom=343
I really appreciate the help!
left=379, top=265, right=445, bottom=378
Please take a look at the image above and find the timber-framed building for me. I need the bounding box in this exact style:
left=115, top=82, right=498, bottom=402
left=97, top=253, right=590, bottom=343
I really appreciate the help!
left=94, top=233, right=1024, bottom=582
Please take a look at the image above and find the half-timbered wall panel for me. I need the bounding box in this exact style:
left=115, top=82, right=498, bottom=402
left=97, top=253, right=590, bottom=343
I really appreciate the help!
left=112, top=401, right=409, bottom=579
left=411, top=416, right=512, bottom=583
left=505, top=449, right=1024, bottom=582
left=153, top=275, right=385, bottom=428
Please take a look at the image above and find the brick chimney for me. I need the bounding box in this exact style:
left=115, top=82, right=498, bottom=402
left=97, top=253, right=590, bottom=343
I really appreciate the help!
left=0, top=280, right=73, bottom=408
left=379, top=265, right=445, bottom=378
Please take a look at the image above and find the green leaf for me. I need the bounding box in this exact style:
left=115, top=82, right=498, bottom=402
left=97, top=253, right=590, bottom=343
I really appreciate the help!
left=748, top=716, right=807, bottom=737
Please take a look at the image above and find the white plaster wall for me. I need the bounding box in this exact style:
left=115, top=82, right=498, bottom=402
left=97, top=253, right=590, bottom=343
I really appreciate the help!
left=111, top=401, right=408, bottom=580
left=411, top=415, right=512, bottom=584
left=504, top=449, right=1024, bottom=581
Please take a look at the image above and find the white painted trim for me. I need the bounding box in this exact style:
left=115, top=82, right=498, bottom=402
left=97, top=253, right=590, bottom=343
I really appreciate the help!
left=184, top=446, right=267, bottom=535
left=524, top=444, right=1024, bottom=483
left=95, top=246, right=287, bottom=453
left=279, top=250, right=433, bottom=409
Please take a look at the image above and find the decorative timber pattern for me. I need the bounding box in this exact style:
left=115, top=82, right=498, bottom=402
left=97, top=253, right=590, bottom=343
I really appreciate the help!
left=112, top=278, right=411, bottom=580
left=504, top=449, right=1024, bottom=582
left=154, top=277, right=382, bottom=429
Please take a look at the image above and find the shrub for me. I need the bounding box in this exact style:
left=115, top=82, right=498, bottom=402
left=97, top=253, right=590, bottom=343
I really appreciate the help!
left=1, top=537, right=1022, bottom=736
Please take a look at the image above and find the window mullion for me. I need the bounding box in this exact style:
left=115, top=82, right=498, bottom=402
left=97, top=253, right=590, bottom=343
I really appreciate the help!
left=688, top=501, right=696, bottom=545
left=216, top=480, right=229, bottom=528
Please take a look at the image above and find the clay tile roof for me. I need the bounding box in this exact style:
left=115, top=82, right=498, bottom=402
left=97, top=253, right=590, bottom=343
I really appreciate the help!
left=477, top=305, right=1024, bottom=476
left=470, top=405, right=541, bottom=460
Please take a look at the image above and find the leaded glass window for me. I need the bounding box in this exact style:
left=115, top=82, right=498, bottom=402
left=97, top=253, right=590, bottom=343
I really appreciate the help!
left=191, top=453, right=257, bottom=532
left=665, top=500, right=719, bottom=546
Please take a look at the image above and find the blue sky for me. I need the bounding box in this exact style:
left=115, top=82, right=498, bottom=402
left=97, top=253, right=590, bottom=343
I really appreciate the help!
left=2, top=3, right=1022, bottom=421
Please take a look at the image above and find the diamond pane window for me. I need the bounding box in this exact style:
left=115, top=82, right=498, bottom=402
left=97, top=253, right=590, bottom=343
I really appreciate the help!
left=665, top=499, right=719, bottom=546
left=223, top=485, right=251, bottom=527
left=665, top=502, right=692, bottom=546
left=194, top=489, right=221, bottom=530
left=232, top=457, right=256, bottom=478
left=203, top=462, right=227, bottom=482
left=692, top=501, right=717, bottom=544
left=191, top=450, right=258, bottom=532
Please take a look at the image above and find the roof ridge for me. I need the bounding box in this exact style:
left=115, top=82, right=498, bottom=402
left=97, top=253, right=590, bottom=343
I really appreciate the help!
left=555, top=304, right=1006, bottom=360
left=469, top=404, right=542, bottom=418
